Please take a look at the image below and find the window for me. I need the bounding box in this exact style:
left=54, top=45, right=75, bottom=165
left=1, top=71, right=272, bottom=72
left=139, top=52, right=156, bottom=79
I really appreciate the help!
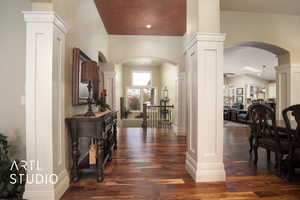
left=132, top=72, right=151, bottom=86
left=127, top=88, right=141, bottom=111
left=126, top=87, right=156, bottom=112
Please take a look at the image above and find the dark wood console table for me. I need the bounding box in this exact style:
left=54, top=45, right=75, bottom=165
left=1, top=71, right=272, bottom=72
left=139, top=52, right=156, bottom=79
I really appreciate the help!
left=66, top=110, right=118, bottom=182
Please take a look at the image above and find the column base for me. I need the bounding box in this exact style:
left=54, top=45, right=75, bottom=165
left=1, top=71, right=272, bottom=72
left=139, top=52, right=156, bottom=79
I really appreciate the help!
left=172, top=125, right=186, bottom=136
left=24, top=169, right=69, bottom=200
left=186, top=153, right=226, bottom=182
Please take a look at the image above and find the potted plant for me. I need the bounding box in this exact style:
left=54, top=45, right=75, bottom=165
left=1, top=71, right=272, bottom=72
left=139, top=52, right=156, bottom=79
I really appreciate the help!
left=0, top=134, right=26, bottom=200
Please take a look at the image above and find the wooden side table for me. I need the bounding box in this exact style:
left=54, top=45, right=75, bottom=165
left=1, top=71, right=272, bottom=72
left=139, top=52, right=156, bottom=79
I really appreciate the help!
left=66, top=111, right=118, bottom=182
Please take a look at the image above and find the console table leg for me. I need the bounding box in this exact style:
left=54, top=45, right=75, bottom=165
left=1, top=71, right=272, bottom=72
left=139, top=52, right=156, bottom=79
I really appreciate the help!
left=113, top=124, right=117, bottom=150
left=97, top=138, right=104, bottom=182
left=71, top=139, right=79, bottom=182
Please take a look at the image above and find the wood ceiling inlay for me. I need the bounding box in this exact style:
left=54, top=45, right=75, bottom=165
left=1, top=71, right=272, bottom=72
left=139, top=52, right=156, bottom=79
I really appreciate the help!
left=94, top=0, right=186, bottom=36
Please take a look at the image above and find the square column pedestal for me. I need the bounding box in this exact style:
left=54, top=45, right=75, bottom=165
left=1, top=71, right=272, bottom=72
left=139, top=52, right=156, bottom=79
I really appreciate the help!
left=184, top=33, right=226, bottom=182
left=174, top=72, right=186, bottom=135
left=23, top=12, right=69, bottom=200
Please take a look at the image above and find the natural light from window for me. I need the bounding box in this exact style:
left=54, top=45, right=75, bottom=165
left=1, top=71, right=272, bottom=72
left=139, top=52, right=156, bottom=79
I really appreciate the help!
left=132, top=72, right=151, bottom=86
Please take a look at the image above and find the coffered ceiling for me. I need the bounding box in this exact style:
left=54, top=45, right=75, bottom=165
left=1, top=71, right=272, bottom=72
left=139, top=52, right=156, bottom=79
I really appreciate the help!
left=94, top=0, right=186, bottom=36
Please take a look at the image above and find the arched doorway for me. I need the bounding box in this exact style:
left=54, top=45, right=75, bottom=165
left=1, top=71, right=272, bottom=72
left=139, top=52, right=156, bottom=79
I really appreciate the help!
left=224, top=41, right=291, bottom=119
left=112, top=57, right=182, bottom=129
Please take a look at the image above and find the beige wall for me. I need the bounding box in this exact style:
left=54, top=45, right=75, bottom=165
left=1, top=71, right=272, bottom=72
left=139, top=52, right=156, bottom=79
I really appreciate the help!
left=51, top=0, right=109, bottom=116
left=0, top=0, right=32, bottom=159
left=226, top=74, right=269, bottom=88
left=221, top=11, right=300, bottom=65
left=108, top=35, right=183, bottom=65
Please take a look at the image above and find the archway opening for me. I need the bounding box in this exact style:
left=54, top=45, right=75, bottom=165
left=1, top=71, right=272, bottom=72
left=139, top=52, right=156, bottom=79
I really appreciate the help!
left=223, top=41, right=291, bottom=170
left=114, top=57, right=179, bottom=127
left=224, top=41, right=290, bottom=118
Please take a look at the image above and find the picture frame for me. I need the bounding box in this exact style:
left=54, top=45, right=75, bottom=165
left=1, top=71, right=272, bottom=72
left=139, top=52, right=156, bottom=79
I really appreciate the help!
left=236, top=96, right=243, bottom=103
left=236, top=88, right=243, bottom=96
left=72, top=48, right=94, bottom=106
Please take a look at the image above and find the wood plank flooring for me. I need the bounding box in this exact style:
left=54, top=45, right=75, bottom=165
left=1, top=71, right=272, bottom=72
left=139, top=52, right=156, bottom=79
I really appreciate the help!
left=61, top=123, right=300, bottom=200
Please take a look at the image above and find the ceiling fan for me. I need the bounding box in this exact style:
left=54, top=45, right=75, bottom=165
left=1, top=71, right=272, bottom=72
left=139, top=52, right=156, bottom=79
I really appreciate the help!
left=224, top=73, right=235, bottom=78
left=240, top=65, right=266, bottom=77
left=257, top=65, right=266, bottom=77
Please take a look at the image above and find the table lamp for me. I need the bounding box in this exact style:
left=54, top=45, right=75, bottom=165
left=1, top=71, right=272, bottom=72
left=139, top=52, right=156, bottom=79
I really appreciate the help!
left=81, top=61, right=98, bottom=116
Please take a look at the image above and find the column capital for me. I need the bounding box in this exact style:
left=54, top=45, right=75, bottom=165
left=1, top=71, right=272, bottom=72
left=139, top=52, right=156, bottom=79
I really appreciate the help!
left=103, top=71, right=117, bottom=78
left=177, top=72, right=185, bottom=80
left=184, top=33, right=226, bottom=53
left=23, top=11, right=68, bottom=34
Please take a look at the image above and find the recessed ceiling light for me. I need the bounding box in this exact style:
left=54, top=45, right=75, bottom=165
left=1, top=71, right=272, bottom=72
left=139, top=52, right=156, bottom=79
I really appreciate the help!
left=146, top=24, right=152, bottom=29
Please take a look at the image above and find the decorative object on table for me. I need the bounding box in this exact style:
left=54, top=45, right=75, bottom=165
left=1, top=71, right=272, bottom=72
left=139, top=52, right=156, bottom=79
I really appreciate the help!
left=89, top=138, right=97, bottom=166
left=236, top=96, right=243, bottom=104
left=236, top=88, right=243, bottom=96
left=96, top=89, right=111, bottom=112
left=81, top=60, right=99, bottom=116
left=0, top=134, right=26, bottom=199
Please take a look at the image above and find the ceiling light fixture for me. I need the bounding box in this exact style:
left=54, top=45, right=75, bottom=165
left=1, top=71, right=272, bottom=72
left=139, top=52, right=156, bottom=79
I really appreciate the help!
left=146, top=24, right=152, bottom=29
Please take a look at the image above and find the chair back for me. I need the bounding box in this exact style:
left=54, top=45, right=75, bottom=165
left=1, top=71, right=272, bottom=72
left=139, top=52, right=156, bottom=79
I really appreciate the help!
left=282, top=104, right=300, bottom=142
left=248, top=104, right=278, bottom=140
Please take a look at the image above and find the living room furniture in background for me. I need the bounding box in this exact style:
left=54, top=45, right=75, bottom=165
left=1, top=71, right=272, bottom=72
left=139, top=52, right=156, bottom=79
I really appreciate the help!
left=66, top=111, right=118, bottom=182
left=236, top=96, right=243, bottom=104
left=236, top=88, right=243, bottom=96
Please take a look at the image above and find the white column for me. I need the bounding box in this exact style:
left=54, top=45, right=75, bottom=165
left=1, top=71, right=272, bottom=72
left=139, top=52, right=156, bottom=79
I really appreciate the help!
left=185, top=0, right=225, bottom=182
left=174, top=72, right=186, bottom=135
left=289, top=66, right=300, bottom=105
left=23, top=12, right=69, bottom=200
left=103, top=71, right=117, bottom=110
left=185, top=33, right=226, bottom=182
left=276, top=65, right=290, bottom=120
left=276, top=65, right=300, bottom=119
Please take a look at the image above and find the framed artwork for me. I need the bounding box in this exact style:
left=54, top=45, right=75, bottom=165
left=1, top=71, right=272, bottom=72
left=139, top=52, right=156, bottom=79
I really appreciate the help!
left=246, top=98, right=252, bottom=104
left=236, top=88, right=243, bottom=96
left=236, top=96, right=243, bottom=103
left=250, top=86, right=254, bottom=97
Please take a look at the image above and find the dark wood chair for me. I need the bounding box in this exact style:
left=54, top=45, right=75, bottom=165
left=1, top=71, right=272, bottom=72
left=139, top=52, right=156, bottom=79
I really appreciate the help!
left=249, top=104, right=289, bottom=173
left=248, top=106, right=255, bottom=155
left=282, top=104, right=300, bottom=180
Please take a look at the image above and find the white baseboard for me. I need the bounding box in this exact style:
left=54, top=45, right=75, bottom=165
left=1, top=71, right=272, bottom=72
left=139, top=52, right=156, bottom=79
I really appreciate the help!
left=24, top=169, right=69, bottom=200
left=186, top=153, right=226, bottom=182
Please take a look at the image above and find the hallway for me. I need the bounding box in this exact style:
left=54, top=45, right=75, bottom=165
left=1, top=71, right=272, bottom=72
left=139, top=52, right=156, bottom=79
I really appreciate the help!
left=62, top=125, right=300, bottom=200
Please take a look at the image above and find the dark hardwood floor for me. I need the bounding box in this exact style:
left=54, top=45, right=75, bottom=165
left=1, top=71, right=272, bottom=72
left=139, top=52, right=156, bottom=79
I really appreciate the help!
left=61, top=122, right=300, bottom=200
